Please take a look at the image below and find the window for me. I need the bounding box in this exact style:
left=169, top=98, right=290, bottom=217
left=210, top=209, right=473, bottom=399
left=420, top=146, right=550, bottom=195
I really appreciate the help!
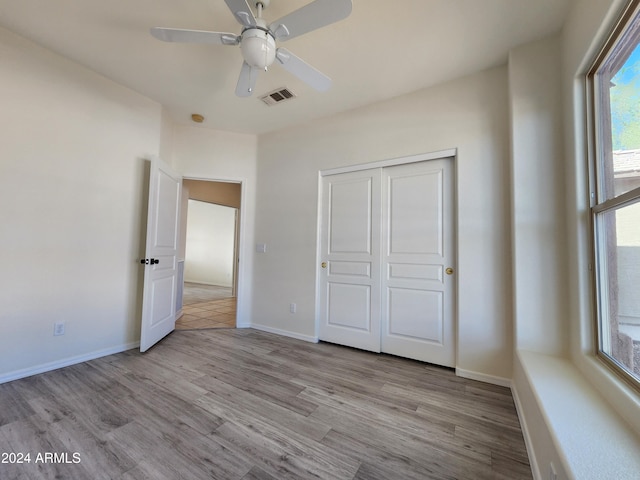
left=589, top=0, right=640, bottom=389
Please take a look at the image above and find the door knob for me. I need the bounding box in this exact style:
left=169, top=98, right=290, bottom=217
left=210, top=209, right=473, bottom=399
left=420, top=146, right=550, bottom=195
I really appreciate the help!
left=140, top=258, right=160, bottom=265
left=321, top=262, right=327, bottom=269
left=445, top=267, right=454, bottom=275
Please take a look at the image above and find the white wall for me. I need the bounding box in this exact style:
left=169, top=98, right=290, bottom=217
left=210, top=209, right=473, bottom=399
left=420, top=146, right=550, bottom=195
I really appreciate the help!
left=508, top=35, right=568, bottom=355
left=159, top=107, right=175, bottom=163
left=172, top=126, right=257, bottom=327
left=185, top=200, right=236, bottom=287
left=0, top=27, right=163, bottom=379
left=254, top=66, right=513, bottom=380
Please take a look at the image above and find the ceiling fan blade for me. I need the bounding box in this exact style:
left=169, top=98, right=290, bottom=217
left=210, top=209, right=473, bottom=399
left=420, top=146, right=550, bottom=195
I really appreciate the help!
left=275, top=48, right=332, bottom=92
left=235, top=61, right=260, bottom=97
left=269, top=0, right=352, bottom=41
left=224, top=0, right=257, bottom=27
left=150, top=27, right=239, bottom=45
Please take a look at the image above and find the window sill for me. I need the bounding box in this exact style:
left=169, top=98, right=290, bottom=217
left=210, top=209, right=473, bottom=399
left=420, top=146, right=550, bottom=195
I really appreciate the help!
left=513, top=350, right=640, bottom=480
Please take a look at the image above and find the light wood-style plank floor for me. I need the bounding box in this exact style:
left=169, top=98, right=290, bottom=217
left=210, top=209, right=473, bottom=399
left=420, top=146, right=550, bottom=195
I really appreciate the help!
left=0, top=329, right=531, bottom=480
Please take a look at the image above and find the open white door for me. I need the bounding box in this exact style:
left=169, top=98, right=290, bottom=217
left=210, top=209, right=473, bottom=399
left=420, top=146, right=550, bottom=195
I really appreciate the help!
left=140, top=158, right=182, bottom=352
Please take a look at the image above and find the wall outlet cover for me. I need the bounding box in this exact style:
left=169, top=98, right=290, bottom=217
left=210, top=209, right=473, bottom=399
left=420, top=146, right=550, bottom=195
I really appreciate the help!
left=53, top=322, right=65, bottom=336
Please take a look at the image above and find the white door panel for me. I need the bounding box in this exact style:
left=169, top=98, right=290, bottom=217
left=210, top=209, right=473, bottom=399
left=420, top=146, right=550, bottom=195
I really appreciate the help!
left=388, top=169, right=443, bottom=256
left=140, top=158, right=181, bottom=352
left=329, top=177, right=374, bottom=254
left=387, top=288, right=443, bottom=341
left=381, top=159, right=455, bottom=366
left=319, top=169, right=381, bottom=352
left=327, top=283, right=372, bottom=331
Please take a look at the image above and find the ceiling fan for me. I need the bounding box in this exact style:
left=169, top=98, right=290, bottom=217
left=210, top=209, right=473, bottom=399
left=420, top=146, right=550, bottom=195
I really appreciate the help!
left=151, top=0, right=352, bottom=97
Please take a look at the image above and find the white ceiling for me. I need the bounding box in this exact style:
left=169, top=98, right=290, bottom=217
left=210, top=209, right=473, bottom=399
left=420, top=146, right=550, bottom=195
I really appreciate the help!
left=0, top=0, right=573, bottom=134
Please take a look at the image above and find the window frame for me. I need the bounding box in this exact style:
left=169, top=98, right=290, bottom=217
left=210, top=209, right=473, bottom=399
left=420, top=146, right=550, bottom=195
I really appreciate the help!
left=587, top=0, right=640, bottom=393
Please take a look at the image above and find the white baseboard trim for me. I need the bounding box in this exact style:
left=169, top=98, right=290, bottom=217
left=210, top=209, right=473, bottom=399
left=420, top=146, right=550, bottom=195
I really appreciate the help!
left=455, top=368, right=511, bottom=387
left=249, top=323, right=319, bottom=343
left=511, top=381, right=542, bottom=480
left=236, top=322, right=252, bottom=329
left=0, top=341, right=140, bottom=385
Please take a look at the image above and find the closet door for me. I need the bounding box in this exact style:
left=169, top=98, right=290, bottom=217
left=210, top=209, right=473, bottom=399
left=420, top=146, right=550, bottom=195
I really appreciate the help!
left=317, top=157, right=456, bottom=367
left=380, top=159, right=455, bottom=367
left=318, top=169, right=382, bottom=352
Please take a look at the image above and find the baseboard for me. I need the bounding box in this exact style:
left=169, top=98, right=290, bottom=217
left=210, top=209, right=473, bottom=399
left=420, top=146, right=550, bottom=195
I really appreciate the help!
left=510, top=381, right=542, bottom=480
left=0, top=341, right=140, bottom=385
left=250, top=323, right=319, bottom=343
left=236, top=322, right=252, bottom=329
left=455, top=367, right=511, bottom=387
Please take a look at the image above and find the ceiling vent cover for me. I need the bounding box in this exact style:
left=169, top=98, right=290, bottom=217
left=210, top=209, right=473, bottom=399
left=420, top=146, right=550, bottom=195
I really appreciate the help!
left=260, top=88, right=296, bottom=106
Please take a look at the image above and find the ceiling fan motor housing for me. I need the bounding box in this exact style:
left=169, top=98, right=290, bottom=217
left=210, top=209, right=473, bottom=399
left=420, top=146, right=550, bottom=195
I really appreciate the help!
left=241, top=28, right=276, bottom=69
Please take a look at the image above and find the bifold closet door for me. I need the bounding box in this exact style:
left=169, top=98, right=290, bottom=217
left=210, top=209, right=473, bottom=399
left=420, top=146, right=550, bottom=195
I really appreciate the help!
left=318, top=169, right=382, bottom=353
left=380, top=159, right=455, bottom=367
left=318, top=158, right=455, bottom=367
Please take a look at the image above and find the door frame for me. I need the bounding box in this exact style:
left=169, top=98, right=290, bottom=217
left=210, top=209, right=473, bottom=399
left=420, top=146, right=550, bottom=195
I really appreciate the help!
left=315, top=148, right=459, bottom=365
left=182, top=175, right=247, bottom=327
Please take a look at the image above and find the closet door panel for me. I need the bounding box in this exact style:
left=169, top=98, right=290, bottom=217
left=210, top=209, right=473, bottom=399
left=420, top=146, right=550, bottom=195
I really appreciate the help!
left=318, top=170, right=382, bottom=352
left=381, top=159, right=455, bottom=367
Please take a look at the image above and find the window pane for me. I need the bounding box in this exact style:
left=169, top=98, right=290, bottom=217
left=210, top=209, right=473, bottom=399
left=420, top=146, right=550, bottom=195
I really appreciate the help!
left=596, top=200, right=640, bottom=381
left=611, top=43, right=640, bottom=197
left=602, top=22, right=640, bottom=199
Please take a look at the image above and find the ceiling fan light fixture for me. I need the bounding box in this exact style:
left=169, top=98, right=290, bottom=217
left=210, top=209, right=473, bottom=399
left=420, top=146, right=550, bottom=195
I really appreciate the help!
left=241, top=29, right=276, bottom=69
left=150, top=0, right=353, bottom=96
left=191, top=113, right=205, bottom=123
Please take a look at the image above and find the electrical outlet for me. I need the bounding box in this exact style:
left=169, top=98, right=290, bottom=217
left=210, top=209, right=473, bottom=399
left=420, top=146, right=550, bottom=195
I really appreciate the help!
left=289, top=303, right=297, bottom=314
left=53, top=322, right=65, bottom=336
left=549, top=462, right=557, bottom=480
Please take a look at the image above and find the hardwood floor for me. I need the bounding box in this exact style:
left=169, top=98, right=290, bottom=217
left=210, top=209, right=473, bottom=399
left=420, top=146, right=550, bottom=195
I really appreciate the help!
left=0, top=329, right=531, bottom=480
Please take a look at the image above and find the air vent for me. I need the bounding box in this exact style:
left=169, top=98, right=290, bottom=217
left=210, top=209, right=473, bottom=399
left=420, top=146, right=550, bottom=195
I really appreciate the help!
left=260, top=88, right=296, bottom=106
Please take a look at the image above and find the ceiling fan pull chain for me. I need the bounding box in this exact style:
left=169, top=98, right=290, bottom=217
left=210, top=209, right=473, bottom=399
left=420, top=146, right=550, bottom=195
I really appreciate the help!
left=264, top=31, right=269, bottom=71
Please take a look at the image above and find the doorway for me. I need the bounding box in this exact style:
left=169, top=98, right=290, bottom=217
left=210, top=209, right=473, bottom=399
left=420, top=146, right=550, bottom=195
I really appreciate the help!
left=177, top=179, right=241, bottom=330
